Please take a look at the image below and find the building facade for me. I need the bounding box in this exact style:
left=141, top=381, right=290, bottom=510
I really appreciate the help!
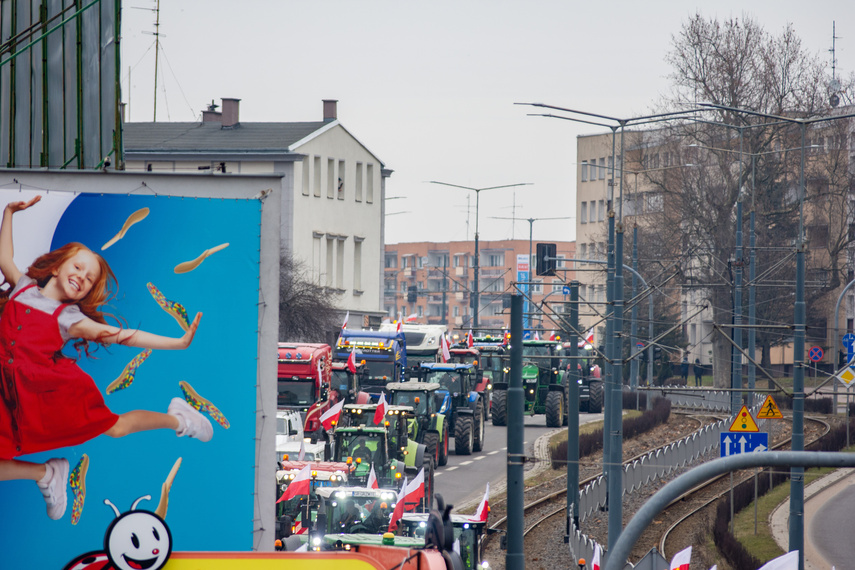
left=123, top=99, right=388, bottom=328
left=384, top=239, right=576, bottom=336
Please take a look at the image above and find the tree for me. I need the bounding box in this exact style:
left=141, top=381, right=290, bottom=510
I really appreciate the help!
left=278, top=251, right=342, bottom=343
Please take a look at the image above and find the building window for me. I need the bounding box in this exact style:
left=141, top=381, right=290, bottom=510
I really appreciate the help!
left=356, top=162, right=363, bottom=202
left=608, top=156, right=614, bottom=178
left=385, top=280, right=395, bottom=292
left=325, top=237, right=334, bottom=286
left=599, top=157, right=606, bottom=180
left=589, top=203, right=596, bottom=223
left=487, top=253, right=504, bottom=266
left=327, top=158, right=335, bottom=199
left=313, top=234, right=322, bottom=284
left=552, top=279, right=563, bottom=292
left=579, top=243, right=587, bottom=260
left=401, top=281, right=408, bottom=293
left=486, top=278, right=504, bottom=292
left=647, top=193, right=663, bottom=212
left=453, top=306, right=460, bottom=317
left=366, top=163, right=374, bottom=203
left=580, top=161, right=588, bottom=182
left=598, top=200, right=605, bottom=222
left=417, top=305, right=424, bottom=317
left=385, top=254, right=397, bottom=269
left=336, top=238, right=346, bottom=289
left=313, top=156, right=322, bottom=197
left=353, top=239, right=363, bottom=291
left=532, top=279, right=542, bottom=294
left=338, top=160, right=345, bottom=200
left=301, top=160, right=310, bottom=196
left=580, top=202, right=587, bottom=224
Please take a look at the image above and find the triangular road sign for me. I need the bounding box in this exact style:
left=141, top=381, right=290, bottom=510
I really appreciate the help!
left=756, top=395, right=784, bottom=419
left=729, top=405, right=760, bottom=432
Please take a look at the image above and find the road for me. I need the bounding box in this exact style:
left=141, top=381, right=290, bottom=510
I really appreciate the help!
left=807, top=470, right=855, bottom=569
left=435, top=412, right=604, bottom=509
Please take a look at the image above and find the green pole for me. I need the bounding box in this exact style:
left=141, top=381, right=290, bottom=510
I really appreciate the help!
left=506, top=295, right=525, bottom=570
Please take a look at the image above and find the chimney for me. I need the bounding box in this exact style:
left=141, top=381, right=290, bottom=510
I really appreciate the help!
left=323, top=99, right=338, bottom=123
left=221, top=98, right=241, bottom=127
left=202, top=100, right=221, bottom=123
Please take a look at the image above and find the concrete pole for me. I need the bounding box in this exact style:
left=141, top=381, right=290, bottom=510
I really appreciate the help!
left=630, top=225, right=639, bottom=389
left=506, top=295, right=525, bottom=570
left=566, top=282, right=580, bottom=534
left=731, top=198, right=744, bottom=414
left=748, top=156, right=756, bottom=400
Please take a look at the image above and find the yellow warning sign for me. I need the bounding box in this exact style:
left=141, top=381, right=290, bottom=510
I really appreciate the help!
left=756, top=395, right=784, bottom=419
left=837, top=367, right=855, bottom=387
left=728, top=405, right=760, bottom=432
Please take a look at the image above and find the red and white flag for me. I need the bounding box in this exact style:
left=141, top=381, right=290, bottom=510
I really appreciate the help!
left=320, top=399, right=344, bottom=430
left=403, top=468, right=425, bottom=511
left=366, top=464, right=379, bottom=489
left=397, top=319, right=403, bottom=333
left=347, top=346, right=358, bottom=374
left=405, top=312, right=418, bottom=322
left=577, top=328, right=594, bottom=348
left=387, top=477, right=408, bottom=532
left=757, top=550, right=798, bottom=570
left=470, top=482, right=489, bottom=522
left=298, top=439, right=306, bottom=461
left=341, top=311, right=349, bottom=330
left=591, top=543, right=602, bottom=570
left=317, top=360, right=324, bottom=386
left=373, top=393, right=388, bottom=425
left=441, top=334, right=451, bottom=362
left=669, top=545, right=691, bottom=570
left=466, top=330, right=474, bottom=348
left=549, top=330, right=557, bottom=341
left=276, top=464, right=312, bottom=503
left=533, top=330, right=540, bottom=341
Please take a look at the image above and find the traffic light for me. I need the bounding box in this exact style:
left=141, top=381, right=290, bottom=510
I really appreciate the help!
left=653, top=346, right=662, bottom=361
left=407, top=285, right=417, bottom=303
left=536, top=243, right=557, bottom=276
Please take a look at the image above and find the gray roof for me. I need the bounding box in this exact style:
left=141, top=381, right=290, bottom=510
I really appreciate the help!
left=123, top=121, right=328, bottom=153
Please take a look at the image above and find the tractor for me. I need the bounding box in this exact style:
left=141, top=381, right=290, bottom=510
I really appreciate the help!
left=416, top=362, right=487, bottom=454
left=386, top=381, right=450, bottom=467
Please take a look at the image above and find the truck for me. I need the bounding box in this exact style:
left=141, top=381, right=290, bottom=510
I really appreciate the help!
left=334, top=329, right=408, bottom=400
left=277, top=343, right=335, bottom=439
left=416, top=363, right=486, bottom=454
left=380, top=323, right=447, bottom=379
left=386, top=381, right=450, bottom=466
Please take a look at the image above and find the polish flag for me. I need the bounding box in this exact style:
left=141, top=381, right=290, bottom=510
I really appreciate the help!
left=347, top=346, right=358, bottom=374
left=366, top=464, right=379, bottom=489
left=577, top=328, right=594, bottom=348
left=405, top=313, right=418, bottom=322
left=533, top=331, right=540, bottom=341
left=441, top=335, right=451, bottom=363
left=276, top=464, right=312, bottom=503
left=341, top=311, right=349, bottom=330
left=591, top=543, right=602, bottom=570
left=669, top=545, right=691, bottom=570
left=320, top=399, right=344, bottom=431
left=403, top=468, right=425, bottom=511
left=298, top=439, right=306, bottom=461
left=757, top=550, right=798, bottom=570
left=549, top=331, right=557, bottom=341
left=317, top=360, right=325, bottom=386
left=466, top=330, right=474, bottom=348
left=387, top=477, right=408, bottom=532
left=470, top=482, right=489, bottom=522
left=373, top=393, right=388, bottom=425
left=397, top=319, right=403, bottom=333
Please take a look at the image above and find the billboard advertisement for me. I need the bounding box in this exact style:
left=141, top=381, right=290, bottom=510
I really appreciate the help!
left=0, top=189, right=261, bottom=567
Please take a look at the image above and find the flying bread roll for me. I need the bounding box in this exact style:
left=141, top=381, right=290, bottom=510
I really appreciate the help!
left=101, top=207, right=150, bottom=250
left=174, top=243, right=229, bottom=274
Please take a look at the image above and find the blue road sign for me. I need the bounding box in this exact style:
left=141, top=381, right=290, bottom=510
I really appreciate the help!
left=844, top=333, right=855, bottom=348
left=720, top=432, right=768, bottom=457
left=562, top=285, right=571, bottom=295
left=809, top=346, right=824, bottom=362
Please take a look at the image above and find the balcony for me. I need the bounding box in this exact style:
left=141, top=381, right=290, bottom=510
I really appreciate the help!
left=402, top=268, right=414, bottom=278
left=455, top=266, right=468, bottom=277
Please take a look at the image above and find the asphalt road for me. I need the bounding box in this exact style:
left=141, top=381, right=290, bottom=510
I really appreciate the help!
left=807, top=471, right=855, bottom=569
left=435, top=412, right=605, bottom=509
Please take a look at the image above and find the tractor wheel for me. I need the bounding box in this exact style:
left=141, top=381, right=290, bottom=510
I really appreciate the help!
left=423, top=431, right=440, bottom=465
left=473, top=398, right=486, bottom=452
left=438, top=421, right=449, bottom=466
left=588, top=381, right=604, bottom=414
left=491, top=390, right=508, bottom=426
left=545, top=391, right=563, bottom=428
left=455, top=415, right=474, bottom=455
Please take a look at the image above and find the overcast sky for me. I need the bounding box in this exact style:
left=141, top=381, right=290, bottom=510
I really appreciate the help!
left=120, top=1, right=853, bottom=245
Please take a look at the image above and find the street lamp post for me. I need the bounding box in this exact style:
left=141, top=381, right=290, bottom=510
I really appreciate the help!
left=429, top=181, right=532, bottom=330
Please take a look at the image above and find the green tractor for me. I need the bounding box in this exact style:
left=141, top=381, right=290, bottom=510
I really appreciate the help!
left=416, top=363, right=487, bottom=454
left=386, top=381, right=450, bottom=467
left=491, top=339, right=567, bottom=427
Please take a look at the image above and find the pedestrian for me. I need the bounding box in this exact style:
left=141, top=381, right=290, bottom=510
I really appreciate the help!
left=693, top=358, right=703, bottom=386
left=0, top=196, right=213, bottom=522
left=680, top=357, right=689, bottom=384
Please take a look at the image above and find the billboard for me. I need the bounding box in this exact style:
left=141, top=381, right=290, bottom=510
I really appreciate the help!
left=0, top=187, right=263, bottom=567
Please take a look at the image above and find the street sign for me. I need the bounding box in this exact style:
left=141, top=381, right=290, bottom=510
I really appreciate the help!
left=720, top=432, right=769, bottom=457
left=636, top=342, right=645, bottom=349
left=809, top=346, right=824, bottom=362
left=756, top=395, right=783, bottom=419
left=843, top=333, right=855, bottom=348
left=562, top=285, right=571, bottom=295
left=837, top=367, right=855, bottom=386
left=728, top=405, right=760, bottom=432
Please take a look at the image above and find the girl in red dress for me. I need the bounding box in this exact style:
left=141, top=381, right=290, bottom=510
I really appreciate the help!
left=0, top=196, right=212, bottom=521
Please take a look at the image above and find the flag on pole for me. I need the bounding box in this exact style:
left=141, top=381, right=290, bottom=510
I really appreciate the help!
left=366, top=464, right=379, bottom=489
left=549, top=331, right=557, bottom=341
left=403, top=468, right=425, bottom=511
left=347, top=346, right=358, bottom=373
left=388, top=477, right=408, bottom=531
left=467, top=330, right=474, bottom=348
left=470, top=482, right=490, bottom=522
left=533, top=330, right=540, bottom=341
left=397, top=319, right=403, bottom=333
left=577, top=328, right=594, bottom=348
left=373, top=393, right=388, bottom=425
left=276, top=464, right=312, bottom=503
left=317, top=360, right=324, bottom=386
left=441, top=334, right=451, bottom=362
left=591, top=543, right=602, bottom=570
left=405, top=313, right=418, bottom=322
left=298, top=439, right=306, bottom=461
left=669, top=545, right=691, bottom=570
left=341, top=311, right=349, bottom=330
left=320, top=399, right=345, bottom=430
left=757, top=551, right=798, bottom=570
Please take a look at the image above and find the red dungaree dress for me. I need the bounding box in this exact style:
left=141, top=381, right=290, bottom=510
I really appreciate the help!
left=0, top=283, right=118, bottom=459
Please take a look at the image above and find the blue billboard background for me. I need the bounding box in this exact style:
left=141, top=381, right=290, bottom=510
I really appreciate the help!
left=0, top=192, right=261, bottom=567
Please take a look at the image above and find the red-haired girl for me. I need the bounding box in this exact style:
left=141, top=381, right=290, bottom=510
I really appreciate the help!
left=0, top=196, right=210, bottom=521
